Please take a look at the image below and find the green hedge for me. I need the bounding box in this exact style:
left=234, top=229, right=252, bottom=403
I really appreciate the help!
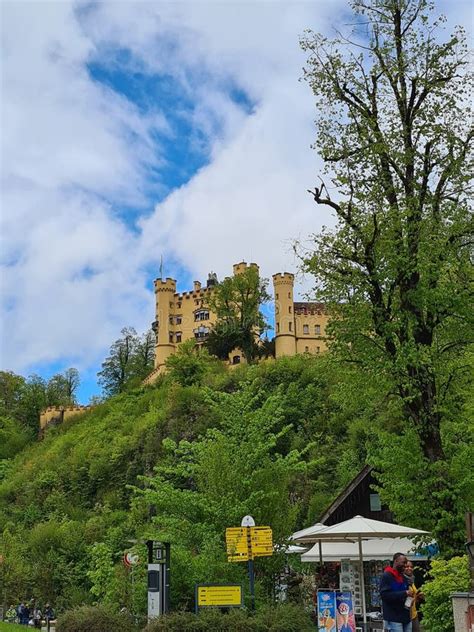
left=56, top=604, right=138, bottom=632
left=421, top=556, right=470, bottom=632
left=143, top=604, right=315, bottom=631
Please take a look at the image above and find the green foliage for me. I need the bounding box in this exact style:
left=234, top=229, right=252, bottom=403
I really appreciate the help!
left=0, top=624, right=28, bottom=632
left=0, top=415, right=31, bottom=459
left=143, top=604, right=314, bottom=632
left=0, top=368, right=80, bottom=438
left=206, top=266, right=270, bottom=362
left=98, top=327, right=155, bottom=396
left=0, top=352, right=471, bottom=616
left=56, top=604, right=138, bottom=632
left=165, top=340, right=223, bottom=387
left=421, top=556, right=470, bottom=632
left=299, top=0, right=473, bottom=552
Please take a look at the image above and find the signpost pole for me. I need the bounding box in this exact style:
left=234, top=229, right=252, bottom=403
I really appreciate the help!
left=246, top=526, right=255, bottom=611
left=248, top=556, right=256, bottom=611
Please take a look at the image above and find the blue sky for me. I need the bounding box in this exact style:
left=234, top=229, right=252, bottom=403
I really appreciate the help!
left=1, top=0, right=472, bottom=404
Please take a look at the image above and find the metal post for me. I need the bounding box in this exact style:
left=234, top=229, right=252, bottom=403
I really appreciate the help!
left=246, top=526, right=255, bottom=610
left=248, top=558, right=256, bottom=611
left=358, top=536, right=367, bottom=630
left=164, top=542, right=171, bottom=614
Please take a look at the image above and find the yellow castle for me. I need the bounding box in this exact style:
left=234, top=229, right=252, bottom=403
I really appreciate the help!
left=145, top=261, right=329, bottom=382
left=40, top=261, right=330, bottom=430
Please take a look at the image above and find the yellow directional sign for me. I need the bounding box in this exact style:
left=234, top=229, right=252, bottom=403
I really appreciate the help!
left=226, top=526, right=273, bottom=562
left=196, top=584, right=243, bottom=608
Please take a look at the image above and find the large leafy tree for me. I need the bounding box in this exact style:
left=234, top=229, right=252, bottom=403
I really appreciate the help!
left=299, top=0, right=473, bottom=550
left=206, top=266, right=270, bottom=363
left=97, top=327, right=155, bottom=396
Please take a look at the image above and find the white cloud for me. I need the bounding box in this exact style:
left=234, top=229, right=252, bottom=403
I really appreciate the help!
left=1, top=0, right=471, bottom=381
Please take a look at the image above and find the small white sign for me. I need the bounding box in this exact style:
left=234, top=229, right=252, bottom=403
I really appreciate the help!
left=241, top=515, right=256, bottom=527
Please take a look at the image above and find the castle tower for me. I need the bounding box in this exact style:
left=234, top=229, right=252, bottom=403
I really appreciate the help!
left=233, top=261, right=259, bottom=276
left=272, top=272, right=296, bottom=357
left=153, top=277, right=177, bottom=368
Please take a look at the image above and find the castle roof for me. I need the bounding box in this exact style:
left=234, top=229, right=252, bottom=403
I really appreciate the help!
left=293, top=301, right=326, bottom=315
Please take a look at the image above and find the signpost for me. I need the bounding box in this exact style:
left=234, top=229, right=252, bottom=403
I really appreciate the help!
left=225, top=516, right=273, bottom=610
left=195, top=584, right=243, bottom=612
left=123, top=552, right=139, bottom=567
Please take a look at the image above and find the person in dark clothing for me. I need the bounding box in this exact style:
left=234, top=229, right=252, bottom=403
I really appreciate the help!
left=379, top=552, right=414, bottom=632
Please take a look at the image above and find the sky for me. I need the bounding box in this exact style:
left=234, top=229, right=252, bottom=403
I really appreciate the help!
left=1, top=0, right=472, bottom=403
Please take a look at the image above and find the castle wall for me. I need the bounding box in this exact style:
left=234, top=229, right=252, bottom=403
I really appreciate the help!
left=294, top=303, right=330, bottom=355
left=39, top=405, right=91, bottom=431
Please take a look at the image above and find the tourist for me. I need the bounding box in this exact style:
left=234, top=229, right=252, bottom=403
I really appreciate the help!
left=379, top=552, right=414, bottom=632
left=404, top=561, right=423, bottom=632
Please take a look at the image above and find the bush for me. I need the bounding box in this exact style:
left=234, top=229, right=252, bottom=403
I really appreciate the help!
left=421, top=555, right=470, bottom=632
left=56, top=604, right=138, bottom=632
left=143, top=603, right=314, bottom=632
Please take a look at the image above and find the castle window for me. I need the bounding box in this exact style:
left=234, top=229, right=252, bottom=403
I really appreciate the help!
left=303, top=324, right=309, bottom=335
left=169, top=302, right=174, bottom=309
left=169, top=333, right=174, bottom=343
left=193, top=326, right=209, bottom=339
left=316, top=346, right=320, bottom=353
left=276, top=323, right=280, bottom=333
left=195, top=299, right=199, bottom=305
left=305, top=346, right=309, bottom=353
left=232, top=355, right=241, bottom=365
left=194, top=309, right=210, bottom=321
left=176, top=332, right=182, bottom=343
left=275, top=293, right=279, bottom=300
left=315, top=324, right=321, bottom=335
left=289, top=322, right=292, bottom=332
left=288, top=306, right=292, bottom=314
left=288, top=292, right=291, bottom=298
left=177, top=302, right=182, bottom=308
left=176, top=316, right=182, bottom=325
left=169, top=316, right=174, bottom=325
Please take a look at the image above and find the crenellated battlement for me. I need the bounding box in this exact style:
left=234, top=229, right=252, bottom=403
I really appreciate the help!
left=39, top=404, right=93, bottom=433
left=272, top=272, right=294, bottom=284
left=233, top=261, right=259, bottom=275
left=154, top=278, right=177, bottom=292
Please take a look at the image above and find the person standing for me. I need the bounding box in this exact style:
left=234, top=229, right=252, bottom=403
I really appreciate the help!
left=404, top=561, right=423, bottom=632
left=379, top=552, right=413, bottom=632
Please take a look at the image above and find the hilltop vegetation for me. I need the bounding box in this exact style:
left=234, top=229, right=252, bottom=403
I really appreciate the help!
left=0, top=348, right=472, bottom=615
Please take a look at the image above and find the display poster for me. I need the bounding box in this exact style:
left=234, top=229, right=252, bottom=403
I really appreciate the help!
left=335, top=591, right=356, bottom=632
left=317, top=590, right=337, bottom=632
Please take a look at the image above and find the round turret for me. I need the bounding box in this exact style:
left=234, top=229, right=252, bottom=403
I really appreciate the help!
left=272, top=272, right=296, bottom=357
left=154, top=277, right=177, bottom=368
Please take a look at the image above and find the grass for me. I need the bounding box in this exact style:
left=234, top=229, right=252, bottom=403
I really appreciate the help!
left=0, top=624, right=29, bottom=632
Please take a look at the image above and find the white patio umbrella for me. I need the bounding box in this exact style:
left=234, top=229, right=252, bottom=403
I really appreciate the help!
left=292, top=515, right=429, bottom=628
left=300, top=536, right=430, bottom=562
left=290, top=522, right=326, bottom=564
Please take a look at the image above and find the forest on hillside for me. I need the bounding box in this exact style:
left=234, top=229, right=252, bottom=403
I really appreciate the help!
left=0, top=348, right=473, bottom=616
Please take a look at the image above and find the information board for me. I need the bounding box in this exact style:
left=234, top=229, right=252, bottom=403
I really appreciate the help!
left=195, top=584, right=243, bottom=609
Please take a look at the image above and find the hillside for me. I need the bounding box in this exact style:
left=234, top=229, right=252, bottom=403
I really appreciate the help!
left=0, top=352, right=472, bottom=615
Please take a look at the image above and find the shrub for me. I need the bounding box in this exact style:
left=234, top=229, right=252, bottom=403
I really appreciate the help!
left=56, top=604, right=137, bottom=632
left=421, top=555, right=470, bottom=632
left=143, top=603, right=314, bottom=632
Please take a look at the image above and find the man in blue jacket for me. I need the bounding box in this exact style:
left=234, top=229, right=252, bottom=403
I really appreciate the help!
left=380, top=553, right=413, bottom=632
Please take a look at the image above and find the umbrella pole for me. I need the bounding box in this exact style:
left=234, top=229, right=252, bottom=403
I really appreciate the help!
left=318, top=540, right=323, bottom=567
left=358, top=535, right=367, bottom=629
